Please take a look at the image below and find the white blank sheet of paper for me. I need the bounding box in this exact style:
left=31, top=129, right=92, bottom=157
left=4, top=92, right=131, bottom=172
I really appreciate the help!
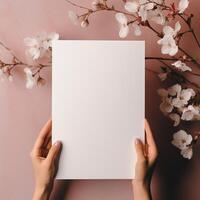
left=52, top=40, right=145, bottom=179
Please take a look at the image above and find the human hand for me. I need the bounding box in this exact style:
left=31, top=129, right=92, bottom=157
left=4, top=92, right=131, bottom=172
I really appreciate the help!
left=132, top=119, right=158, bottom=200
left=30, top=119, right=62, bottom=200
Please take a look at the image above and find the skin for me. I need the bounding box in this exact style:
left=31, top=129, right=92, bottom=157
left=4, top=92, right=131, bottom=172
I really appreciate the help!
left=133, top=119, right=158, bottom=200
left=30, top=120, right=62, bottom=200
left=31, top=119, right=158, bottom=200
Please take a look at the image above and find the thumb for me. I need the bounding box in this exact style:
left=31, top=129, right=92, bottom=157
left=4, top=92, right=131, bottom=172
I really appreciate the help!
left=135, top=139, right=145, bottom=163
left=134, top=139, right=147, bottom=180
left=47, top=141, right=62, bottom=165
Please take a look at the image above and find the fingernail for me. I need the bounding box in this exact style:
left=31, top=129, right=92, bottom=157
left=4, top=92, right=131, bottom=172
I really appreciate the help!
left=135, top=139, right=139, bottom=145
left=54, top=141, right=61, bottom=147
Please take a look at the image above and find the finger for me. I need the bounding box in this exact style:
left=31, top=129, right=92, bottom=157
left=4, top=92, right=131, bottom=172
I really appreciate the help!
left=46, top=141, right=62, bottom=165
left=31, top=119, right=52, bottom=157
left=43, top=135, right=52, bottom=150
left=134, top=139, right=147, bottom=180
left=135, top=139, right=145, bottom=162
left=145, top=119, right=158, bottom=162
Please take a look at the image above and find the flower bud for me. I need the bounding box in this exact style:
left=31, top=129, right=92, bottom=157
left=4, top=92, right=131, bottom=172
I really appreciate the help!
left=37, top=77, right=46, bottom=86
left=81, top=19, right=89, bottom=28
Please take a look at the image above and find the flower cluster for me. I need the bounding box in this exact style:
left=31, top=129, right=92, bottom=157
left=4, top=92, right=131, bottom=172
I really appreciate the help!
left=0, top=32, right=59, bottom=89
left=24, top=32, right=59, bottom=60
left=66, top=0, right=200, bottom=159
left=158, top=84, right=200, bottom=126
left=171, top=130, right=193, bottom=159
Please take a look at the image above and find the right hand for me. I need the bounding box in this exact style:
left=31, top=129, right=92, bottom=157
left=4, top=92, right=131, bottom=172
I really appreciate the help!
left=132, top=119, right=158, bottom=200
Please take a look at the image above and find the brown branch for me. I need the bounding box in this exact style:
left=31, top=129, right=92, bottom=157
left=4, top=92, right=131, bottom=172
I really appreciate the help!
left=159, top=60, right=200, bottom=91
left=65, top=0, right=137, bottom=18
left=145, top=67, right=159, bottom=74
left=178, top=13, right=200, bottom=49
left=146, top=57, right=177, bottom=61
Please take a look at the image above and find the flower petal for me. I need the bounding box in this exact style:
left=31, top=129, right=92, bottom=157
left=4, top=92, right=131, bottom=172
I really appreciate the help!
left=132, top=24, right=142, bottom=36
left=125, top=1, right=139, bottom=13
left=119, top=26, right=129, bottom=38
left=115, top=13, right=128, bottom=24
left=178, top=0, right=189, bottom=13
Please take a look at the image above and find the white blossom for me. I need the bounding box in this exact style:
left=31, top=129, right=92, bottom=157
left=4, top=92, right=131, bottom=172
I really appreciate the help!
left=81, top=19, right=89, bottom=28
left=148, top=8, right=166, bottom=25
left=24, top=37, right=41, bottom=60
left=41, top=32, right=59, bottom=50
left=138, top=0, right=154, bottom=22
left=132, top=24, right=142, bottom=36
left=172, top=60, right=192, bottom=72
left=181, top=147, right=193, bottom=159
left=157, top=22, right=181, bottom=56
left=178, top=0, right=189, bottom=13
left=125, top=1, right=139, bottom=13
left=172, top=87, right=195, bottom=109
left=158, top=84, right=197, bottom=126
left=24, top=32, right=59, bottom=60
left=168, top=84, right=182, bottom=97
left=24, top=67, right=37, bottom=89
left=172, top=130, right=192, bottom=150
left=158, top=88, right=174, bottom=113
left=169, top=113, right=181, bottom=126
left=115, top=13, right=129, bottom=38
left=181, top=105, right=200, bottom=121
left=160, top=97, right=174, bottom=114
left=124, top=0, right=165, bottom=25
left=68, top=11, right=79, bottom=25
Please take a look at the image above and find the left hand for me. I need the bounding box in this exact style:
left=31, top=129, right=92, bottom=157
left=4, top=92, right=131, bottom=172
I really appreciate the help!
left=30, top=119, right=62, bottom=200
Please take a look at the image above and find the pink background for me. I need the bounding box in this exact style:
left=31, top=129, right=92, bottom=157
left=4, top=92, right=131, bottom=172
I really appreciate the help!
left=0, top=0, right=199, bottom=199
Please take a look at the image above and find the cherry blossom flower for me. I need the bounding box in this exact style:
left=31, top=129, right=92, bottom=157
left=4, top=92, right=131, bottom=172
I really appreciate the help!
left=81, top=19, right=89, bottom=28
left=41, top=32, right=59, bottom=50
left=168, top=84, right=182, bottom=97
left=24, top=37, right=41, bottom=60
left=132, top=24, right=142, bottom=36
left=171, top=87, right=195, bottom=109
left=24, top=32, right=59, bottom=60
left=181, top=147, right=193, bottom=159
left=169, top=113, right=181, bottom=126
left=158, top=84, right=197, bottom=126
left=115, top=13, right=129, bottom=38
left=172, top=60, right=192, bottom=72
left=158, top=88, right=174, bottom=113
left=181, top=105, right=200, bottom=121
left=178, top=0, right=189, bottom=13
left=138, top=0, right=154, bottom=22
left=157, top=22, right=181, bottom=56
left=124, top=0, right=165, bottom=25
left=148, top=8, right=166, bottom=25
left=68, top=11, right=79, bottom=25
left=24, top=67, right=37, bottom=89
left=124, top=1, right=139, bottom=13
left=172, top=130, right=192, bottom=150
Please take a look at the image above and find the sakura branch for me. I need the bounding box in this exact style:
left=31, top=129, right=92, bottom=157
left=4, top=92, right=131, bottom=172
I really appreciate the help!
left=0, top=32, right=59, bottom=88
left=67, top=0, right=200, bottom=159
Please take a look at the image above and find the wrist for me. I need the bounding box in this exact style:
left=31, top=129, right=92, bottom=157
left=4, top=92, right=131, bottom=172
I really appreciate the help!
left=32, top=185, right=51, bottom=200
left=132, top=180, right=151, bottom=200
